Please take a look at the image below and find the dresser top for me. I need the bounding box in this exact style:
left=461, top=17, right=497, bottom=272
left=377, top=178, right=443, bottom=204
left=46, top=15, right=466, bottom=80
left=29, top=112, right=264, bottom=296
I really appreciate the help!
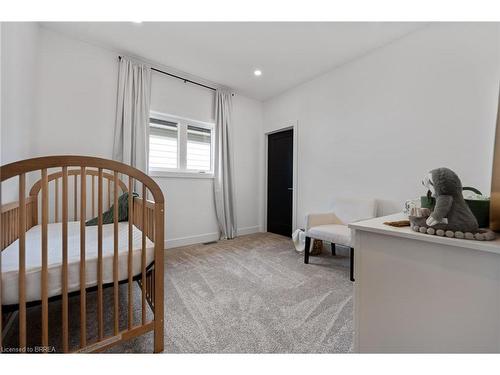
left=349, top=213, right=500, bottom=255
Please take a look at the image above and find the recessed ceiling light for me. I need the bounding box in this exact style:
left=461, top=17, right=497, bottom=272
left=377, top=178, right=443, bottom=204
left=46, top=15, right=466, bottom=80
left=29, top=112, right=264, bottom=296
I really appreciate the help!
left=132, top=21, right=143, bottom=24
left=254, top=69, right=262, bottom=77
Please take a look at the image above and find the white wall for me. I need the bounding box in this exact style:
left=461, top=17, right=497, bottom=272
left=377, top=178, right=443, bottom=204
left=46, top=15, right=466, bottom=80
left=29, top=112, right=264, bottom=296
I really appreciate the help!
left=263, top=23, right=500, bottom=229
left=232, top=94, right=265, bottom=235
left=34, top=27, right=117, bottom=158
left=2, top=25, right=264, bottom=247
left=149, top=71, right=219, bottom=246
left=151, top=75, right=264, bottom=245
left=6, top=22, right=497, bottom=244
left=1, top=22, right=40, bottom=202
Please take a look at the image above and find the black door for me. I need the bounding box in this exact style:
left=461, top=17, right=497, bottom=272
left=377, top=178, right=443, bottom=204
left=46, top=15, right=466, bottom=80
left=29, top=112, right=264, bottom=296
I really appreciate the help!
left=267, top=129, right=293, bottom=237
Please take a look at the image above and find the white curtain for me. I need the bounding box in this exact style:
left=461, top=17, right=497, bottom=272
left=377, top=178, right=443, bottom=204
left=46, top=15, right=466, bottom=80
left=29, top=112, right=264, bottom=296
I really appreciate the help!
left=213, top=89, right=237, bottom=239
left=112, top=57, right=152, bottom=175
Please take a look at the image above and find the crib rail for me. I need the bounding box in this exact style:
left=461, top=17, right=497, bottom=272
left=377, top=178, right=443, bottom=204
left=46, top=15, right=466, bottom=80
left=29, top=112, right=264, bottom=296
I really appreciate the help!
left=0, top=156, right=165, bottom=353
left=1, top=196, right=37, bottom=250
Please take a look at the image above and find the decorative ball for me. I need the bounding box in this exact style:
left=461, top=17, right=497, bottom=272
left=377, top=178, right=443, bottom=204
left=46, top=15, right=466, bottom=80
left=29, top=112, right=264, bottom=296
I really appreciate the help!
left=445, top=230, right=454, bottom=238
left=455, top=231, right=464, bottom=239
left=484, top=231, right=496, bottom=241
left=474, top=233, right=485, bottom=241
left=436, top=229, right=445, bottom=236
left=419, top=227, right=427, bottom=233
left=413, top=225, right=420, bottom=232
left=426, top=228, right=435, bottom=235
left=465, top=232, right=474, bottom=240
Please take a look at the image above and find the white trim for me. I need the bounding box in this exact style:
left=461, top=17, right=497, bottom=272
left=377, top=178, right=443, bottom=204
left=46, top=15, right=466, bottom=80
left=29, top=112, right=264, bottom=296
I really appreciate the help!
left=264, top=122, right=299, bottom=233
left=179, top=116, right=187, bottom=170
left=150, top=170, right=214, bottom=179
left=237, top=225, right=262, bottom=236
left=292, top=123, right=299, bottom=231
left=166, top=232, right=219, bottom=249
left=165, top=226, right=261, bottom=249
left=150, top=111, right=214, bottom=128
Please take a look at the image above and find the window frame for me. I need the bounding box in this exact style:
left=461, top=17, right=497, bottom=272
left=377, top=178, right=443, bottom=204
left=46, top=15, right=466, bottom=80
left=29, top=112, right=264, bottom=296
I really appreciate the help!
left=148, top=111, right=215, bottom=179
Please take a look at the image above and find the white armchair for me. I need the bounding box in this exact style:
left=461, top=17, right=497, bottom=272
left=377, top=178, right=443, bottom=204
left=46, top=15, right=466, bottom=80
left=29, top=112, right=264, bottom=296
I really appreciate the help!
left=304, top=198, right=377, bottom=281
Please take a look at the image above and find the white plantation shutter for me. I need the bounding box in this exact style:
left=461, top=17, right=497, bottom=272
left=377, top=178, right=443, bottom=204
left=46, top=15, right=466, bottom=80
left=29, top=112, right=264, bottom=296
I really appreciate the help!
left=187, top=125, right=212, bottom=171
left=148, top=118, right=178, bottom=170
left=148, top=113, right=214, bottom=175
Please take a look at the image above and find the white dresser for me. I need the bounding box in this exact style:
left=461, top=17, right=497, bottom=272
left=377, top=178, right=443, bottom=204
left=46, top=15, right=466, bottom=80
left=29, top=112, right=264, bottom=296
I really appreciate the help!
left=349, top=213, right=500, bottom=353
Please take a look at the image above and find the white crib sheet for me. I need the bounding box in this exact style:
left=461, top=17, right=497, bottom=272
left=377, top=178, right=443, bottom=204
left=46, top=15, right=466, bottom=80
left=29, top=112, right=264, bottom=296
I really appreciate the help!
left=1, top=221, right=155, bottom=305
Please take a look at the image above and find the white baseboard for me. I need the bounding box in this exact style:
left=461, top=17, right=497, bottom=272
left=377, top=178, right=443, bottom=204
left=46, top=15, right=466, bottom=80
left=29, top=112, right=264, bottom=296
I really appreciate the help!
left=165, top=225, right=262, bottom=249
left=237, top=225, right=262, bottom=236
left=165, top=232, right=219, bottom=249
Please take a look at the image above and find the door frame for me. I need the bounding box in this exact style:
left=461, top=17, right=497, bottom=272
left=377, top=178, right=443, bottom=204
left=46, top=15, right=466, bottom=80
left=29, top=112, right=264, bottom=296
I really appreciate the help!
left=264, top=122, right=299, bottom=234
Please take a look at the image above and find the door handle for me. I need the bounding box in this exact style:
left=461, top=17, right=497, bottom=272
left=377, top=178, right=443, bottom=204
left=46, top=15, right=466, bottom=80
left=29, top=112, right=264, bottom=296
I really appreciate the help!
left=287, top=188, right=293, bottom=191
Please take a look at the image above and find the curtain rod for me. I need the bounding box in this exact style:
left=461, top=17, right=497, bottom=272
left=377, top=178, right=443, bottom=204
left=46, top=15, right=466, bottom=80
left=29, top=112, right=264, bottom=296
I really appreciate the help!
left=119, top=55, right=217, bottom=92
left=152, top=67, right=216, bottom=91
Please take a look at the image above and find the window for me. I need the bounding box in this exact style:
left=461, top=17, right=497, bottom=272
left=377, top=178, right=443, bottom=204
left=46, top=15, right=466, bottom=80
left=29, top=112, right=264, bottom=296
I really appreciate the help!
left=149, top=118, right=178, bottom=170
left=187, top=125, right=212, bottom=171
left=148, top=111, right=214, bottom=177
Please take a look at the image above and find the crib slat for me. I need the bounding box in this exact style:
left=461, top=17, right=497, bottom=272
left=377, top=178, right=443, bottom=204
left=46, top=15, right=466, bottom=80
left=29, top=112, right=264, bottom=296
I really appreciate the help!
left=32, top=192, right=38, bottom=227
left=128, top=177, right=134, bottom=329
left=18, top=173, right=27, bottom=351
left=74, top=174, right=78, bottom=221
left=97, top=169, right=104, bottom=339
left=113, top=171, right=119, bottom=335
left=11, top=210, right=14, bottom=246
left=80, top=167, right=87, bottom=348
left=55, top=178, right=59, bottom=223
left=41, top=168, right=49, bottom=348
left=7, top=211, right=10, bottom=247
left=62, top=166, right=69, bottom=352
left=153, top=200, right=164, bottom=353
left=141, top=184, right=147, bottom=324
left=7, top=210, right=10, bottom=246
left=92, top=174, right=95, bottom=218
left=14, top=209, right=17, bottom=247
left=4, top=211, right=7, bottom=248
left=107, top=179, right=111, bottom=210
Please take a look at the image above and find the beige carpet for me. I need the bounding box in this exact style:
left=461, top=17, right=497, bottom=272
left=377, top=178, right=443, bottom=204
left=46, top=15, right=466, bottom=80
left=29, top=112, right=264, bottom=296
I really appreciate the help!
left=3, top=233, right=354, bottom=353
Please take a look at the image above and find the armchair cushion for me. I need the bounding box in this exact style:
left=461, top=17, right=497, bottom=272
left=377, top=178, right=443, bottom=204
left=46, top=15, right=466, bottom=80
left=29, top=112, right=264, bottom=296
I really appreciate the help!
left=304, top=198, right=377, bottom=248
left=306, top=224, right=353, bottom=247
left=305, top=212, right=341, bottom=231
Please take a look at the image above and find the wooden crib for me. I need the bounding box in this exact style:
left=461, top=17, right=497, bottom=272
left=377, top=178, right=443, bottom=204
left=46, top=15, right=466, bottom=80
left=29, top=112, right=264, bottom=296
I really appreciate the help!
left=0, top=156, right=164, bottom=353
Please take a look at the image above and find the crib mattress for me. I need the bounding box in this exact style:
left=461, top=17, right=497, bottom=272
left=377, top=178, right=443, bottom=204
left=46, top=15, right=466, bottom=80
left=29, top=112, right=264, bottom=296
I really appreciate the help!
left=1, top=221, right=155, bottom=305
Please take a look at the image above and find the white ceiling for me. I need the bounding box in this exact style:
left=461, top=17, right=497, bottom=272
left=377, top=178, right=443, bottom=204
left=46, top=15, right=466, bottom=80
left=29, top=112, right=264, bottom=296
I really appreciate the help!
left=41, top=22, right=426, bottom=101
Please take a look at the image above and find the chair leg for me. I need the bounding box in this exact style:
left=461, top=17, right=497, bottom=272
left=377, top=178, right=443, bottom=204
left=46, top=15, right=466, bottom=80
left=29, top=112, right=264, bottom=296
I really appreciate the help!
left=350, top=247, right=355, bottom=282
left=304, top=236, right=311, bottom=264
left=331, top=243, right=336, bottom=256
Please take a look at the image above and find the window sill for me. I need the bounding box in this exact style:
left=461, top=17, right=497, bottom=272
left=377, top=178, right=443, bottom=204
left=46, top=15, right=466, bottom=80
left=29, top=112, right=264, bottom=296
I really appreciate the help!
left=149, top=170, right=215, bottom=179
